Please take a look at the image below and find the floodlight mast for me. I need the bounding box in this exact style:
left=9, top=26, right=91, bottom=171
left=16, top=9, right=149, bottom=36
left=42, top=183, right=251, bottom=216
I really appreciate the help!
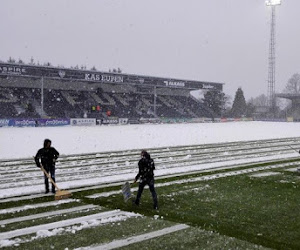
left=266, top=0, right=281, bottom=6
left=266, top=0, right=281, bottom=110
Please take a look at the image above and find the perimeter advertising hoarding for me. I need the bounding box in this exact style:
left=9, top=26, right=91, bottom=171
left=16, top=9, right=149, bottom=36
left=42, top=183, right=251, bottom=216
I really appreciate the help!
left=0, top=119, right=12, bottom=127
left=70, top=118, right=96, bottom=126
left=0, top=119, right=70, bottom=127
left=101, top=118, right=119, bottom=125
left=13, top=119, right=36, bottom=127
left=38, top=119, right=70, bottom=126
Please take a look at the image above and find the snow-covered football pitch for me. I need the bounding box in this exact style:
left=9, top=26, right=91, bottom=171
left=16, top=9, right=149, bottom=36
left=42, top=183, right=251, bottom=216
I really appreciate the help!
left=1, top=121, right=300, bottom=249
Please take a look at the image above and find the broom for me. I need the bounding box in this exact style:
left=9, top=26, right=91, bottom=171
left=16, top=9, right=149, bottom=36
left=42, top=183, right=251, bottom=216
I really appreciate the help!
left=40, top=165, right=72, bottom=200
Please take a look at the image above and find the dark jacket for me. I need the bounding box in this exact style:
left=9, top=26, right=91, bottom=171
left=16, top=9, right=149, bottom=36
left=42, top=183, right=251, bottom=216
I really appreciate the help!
left=135, top=152, right=155, bottom=182
left=35, top=147, right=59, bottom=169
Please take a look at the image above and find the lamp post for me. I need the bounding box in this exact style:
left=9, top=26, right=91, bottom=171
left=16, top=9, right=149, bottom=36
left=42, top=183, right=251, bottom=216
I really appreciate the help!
left=266, top=0, right=281, bottom=113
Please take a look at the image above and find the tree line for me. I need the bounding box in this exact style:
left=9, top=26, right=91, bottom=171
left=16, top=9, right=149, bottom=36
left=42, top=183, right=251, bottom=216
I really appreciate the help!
left=2, top=56, right=122, bottom=73
left=202, top=73, right=300, bottom=119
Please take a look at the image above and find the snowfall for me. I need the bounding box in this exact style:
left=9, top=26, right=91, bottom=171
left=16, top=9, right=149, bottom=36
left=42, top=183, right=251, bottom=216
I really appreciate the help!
left=1, top=121, right=300, bottom=248
left=1, top=121, right=300, bottom=160
left=1, top=121, right=300, bottom=200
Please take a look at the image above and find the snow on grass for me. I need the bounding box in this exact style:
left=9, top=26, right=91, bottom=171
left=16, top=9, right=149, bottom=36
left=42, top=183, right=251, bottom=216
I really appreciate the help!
left=0, top=210, right=141, bottom=248
left=1, top=122, right=300, bottom=160
left=0, top=199, right=79, bottom=215
left=250, top=172, right=281, bottom=177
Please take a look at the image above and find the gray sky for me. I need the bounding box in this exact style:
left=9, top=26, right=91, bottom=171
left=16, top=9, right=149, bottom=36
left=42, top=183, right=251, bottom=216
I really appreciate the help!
left=1, top=0, right=299, bottom=100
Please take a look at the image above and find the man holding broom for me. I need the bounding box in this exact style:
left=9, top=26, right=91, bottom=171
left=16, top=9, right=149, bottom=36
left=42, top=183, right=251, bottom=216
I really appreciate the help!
left=35, top=139, right=59, bottom=194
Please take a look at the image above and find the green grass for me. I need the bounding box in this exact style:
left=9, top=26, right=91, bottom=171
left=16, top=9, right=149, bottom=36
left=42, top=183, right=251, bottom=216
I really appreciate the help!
left=83, top=166, right=300, bottom=249
left=2, top=162, right=300, bottom=249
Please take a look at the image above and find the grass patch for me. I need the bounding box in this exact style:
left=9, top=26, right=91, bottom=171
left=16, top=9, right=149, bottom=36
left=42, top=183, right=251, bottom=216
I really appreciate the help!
left=3, top=217, right=174, bottom=250
left=0, top=200, right=83, bottom=221
left=0, top=206, right=104, bottom=232
left=86, top=166, right=300, bottom=249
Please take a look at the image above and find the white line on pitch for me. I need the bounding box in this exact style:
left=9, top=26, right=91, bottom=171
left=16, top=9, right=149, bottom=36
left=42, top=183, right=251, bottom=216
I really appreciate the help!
left=78, top=224, right=190, bottom=250
left=0, top=204, right=98, bottom=225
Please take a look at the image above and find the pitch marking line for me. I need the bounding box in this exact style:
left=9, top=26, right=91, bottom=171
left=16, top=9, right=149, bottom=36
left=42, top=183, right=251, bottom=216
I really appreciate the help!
left=0, top=210, right=139, bottom=240
left=86, top=164, right=290, bottom=199
left=0, top=199, right=78, bottom=215
left=78, top=224, right=190, bottom=250
left=0, top=204, right=98, bottom=226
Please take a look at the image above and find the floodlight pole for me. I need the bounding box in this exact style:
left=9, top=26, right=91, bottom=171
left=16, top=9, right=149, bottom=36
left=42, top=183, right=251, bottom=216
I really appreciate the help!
left=266, top=0, right=281, bottom=111
left=41, top=76, right=44, bottom=117
left=153, top=86, right=157, bottom=117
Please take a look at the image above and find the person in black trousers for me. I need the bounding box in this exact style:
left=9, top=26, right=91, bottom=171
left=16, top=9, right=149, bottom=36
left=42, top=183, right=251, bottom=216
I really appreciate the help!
left=134, top=150, right=158, bottom=209
left=35, top=139, right=59, bottom=194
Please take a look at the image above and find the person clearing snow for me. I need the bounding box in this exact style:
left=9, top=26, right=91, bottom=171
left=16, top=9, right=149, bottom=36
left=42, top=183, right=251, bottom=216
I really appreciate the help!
left=34, top=139, right=59, bottom=194
left=133, top=150, right=158, bottom=210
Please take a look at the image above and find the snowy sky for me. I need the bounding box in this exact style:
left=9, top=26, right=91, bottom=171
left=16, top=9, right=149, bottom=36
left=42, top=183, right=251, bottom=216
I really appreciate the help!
left=1, top=0, right=300, bottom=100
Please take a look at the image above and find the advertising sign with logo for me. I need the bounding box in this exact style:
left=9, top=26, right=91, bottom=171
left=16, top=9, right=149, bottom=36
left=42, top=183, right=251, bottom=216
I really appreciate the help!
left=13, top=119, right=36, bottom=127
left=163, top=80, right=185, bottom=88
left=0, top=119, right=12, bottom=127
left=70, top=118, right=96, bottom=126
left=101, top=118, right=119, bottom=125
left=0, top=65, right=26, bottom=75
left=85, top=73, right=124, bottom=83
left=119, top=118, right=129, bottom=125
left=38, top=119, right=70, bottom=127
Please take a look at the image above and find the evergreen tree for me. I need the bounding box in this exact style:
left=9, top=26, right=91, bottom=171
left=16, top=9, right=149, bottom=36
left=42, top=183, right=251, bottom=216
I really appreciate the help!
left=202, top=90, right=226, bottom=117
left=231, top=88, right=247, bottom=117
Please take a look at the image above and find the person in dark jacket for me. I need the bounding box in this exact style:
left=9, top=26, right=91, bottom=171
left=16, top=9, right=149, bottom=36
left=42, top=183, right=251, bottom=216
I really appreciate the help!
left=35, top=139, right=59, bottom=193
left=133, top=150, right=158, bottom=209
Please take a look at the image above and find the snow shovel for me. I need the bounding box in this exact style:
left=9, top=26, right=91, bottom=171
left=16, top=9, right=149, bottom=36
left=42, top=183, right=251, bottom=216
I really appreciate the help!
left=40, top=165, right=72, bottom=200
left=122, top=182, right=132, bottom=202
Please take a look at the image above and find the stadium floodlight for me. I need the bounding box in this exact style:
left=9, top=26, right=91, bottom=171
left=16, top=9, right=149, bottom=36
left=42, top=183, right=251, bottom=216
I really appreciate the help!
left=266, top=0, right=281, bottom=6
left=266, top=0, right=281, bottom=110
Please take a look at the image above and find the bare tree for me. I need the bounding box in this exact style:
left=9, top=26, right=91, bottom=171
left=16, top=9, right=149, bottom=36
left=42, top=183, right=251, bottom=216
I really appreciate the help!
left=248, top=94, right=268, bottom=106
left=7, top=57, right=16, bottom=63
left=29, top=56, right=35, bottom=65
left=284, top=73, right=300, bottom=93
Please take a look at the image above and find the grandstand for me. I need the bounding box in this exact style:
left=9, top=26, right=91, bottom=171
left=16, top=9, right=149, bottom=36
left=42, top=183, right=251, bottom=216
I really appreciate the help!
left=0, top=63, right=224, bottom=122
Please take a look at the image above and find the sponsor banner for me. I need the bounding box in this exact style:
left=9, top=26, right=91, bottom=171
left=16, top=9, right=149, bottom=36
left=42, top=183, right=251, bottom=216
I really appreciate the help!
left=139, top=118, right=160, bottom=124
left=0, top=63, right=223, bottom=91
left=13, top=119, right=36, bottom=127
left=203, top=118, right=213, bottom=122
left=70, top=118, right=96, bottom=126
left=38, top=119, right=70, bottom=127
left=1, top=119, right=11, bottom=127
left=287, top=117, right=294, bottom=122
left=0, top=119, right=12, bottom=127
left=85, top=73, right=124, bottom=83
left=119, top=118, right=128, bottom=125
left=128, top=119, right=140, bottom=124
left=190, top=118, right=205, bottom=123
left=0, top=65, right=26, bottom=75
left=96, top=119, right=102, bottom=125
left=163, top=80, right=185, bottom=88
left=101, top=118, right=119, bottom=125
